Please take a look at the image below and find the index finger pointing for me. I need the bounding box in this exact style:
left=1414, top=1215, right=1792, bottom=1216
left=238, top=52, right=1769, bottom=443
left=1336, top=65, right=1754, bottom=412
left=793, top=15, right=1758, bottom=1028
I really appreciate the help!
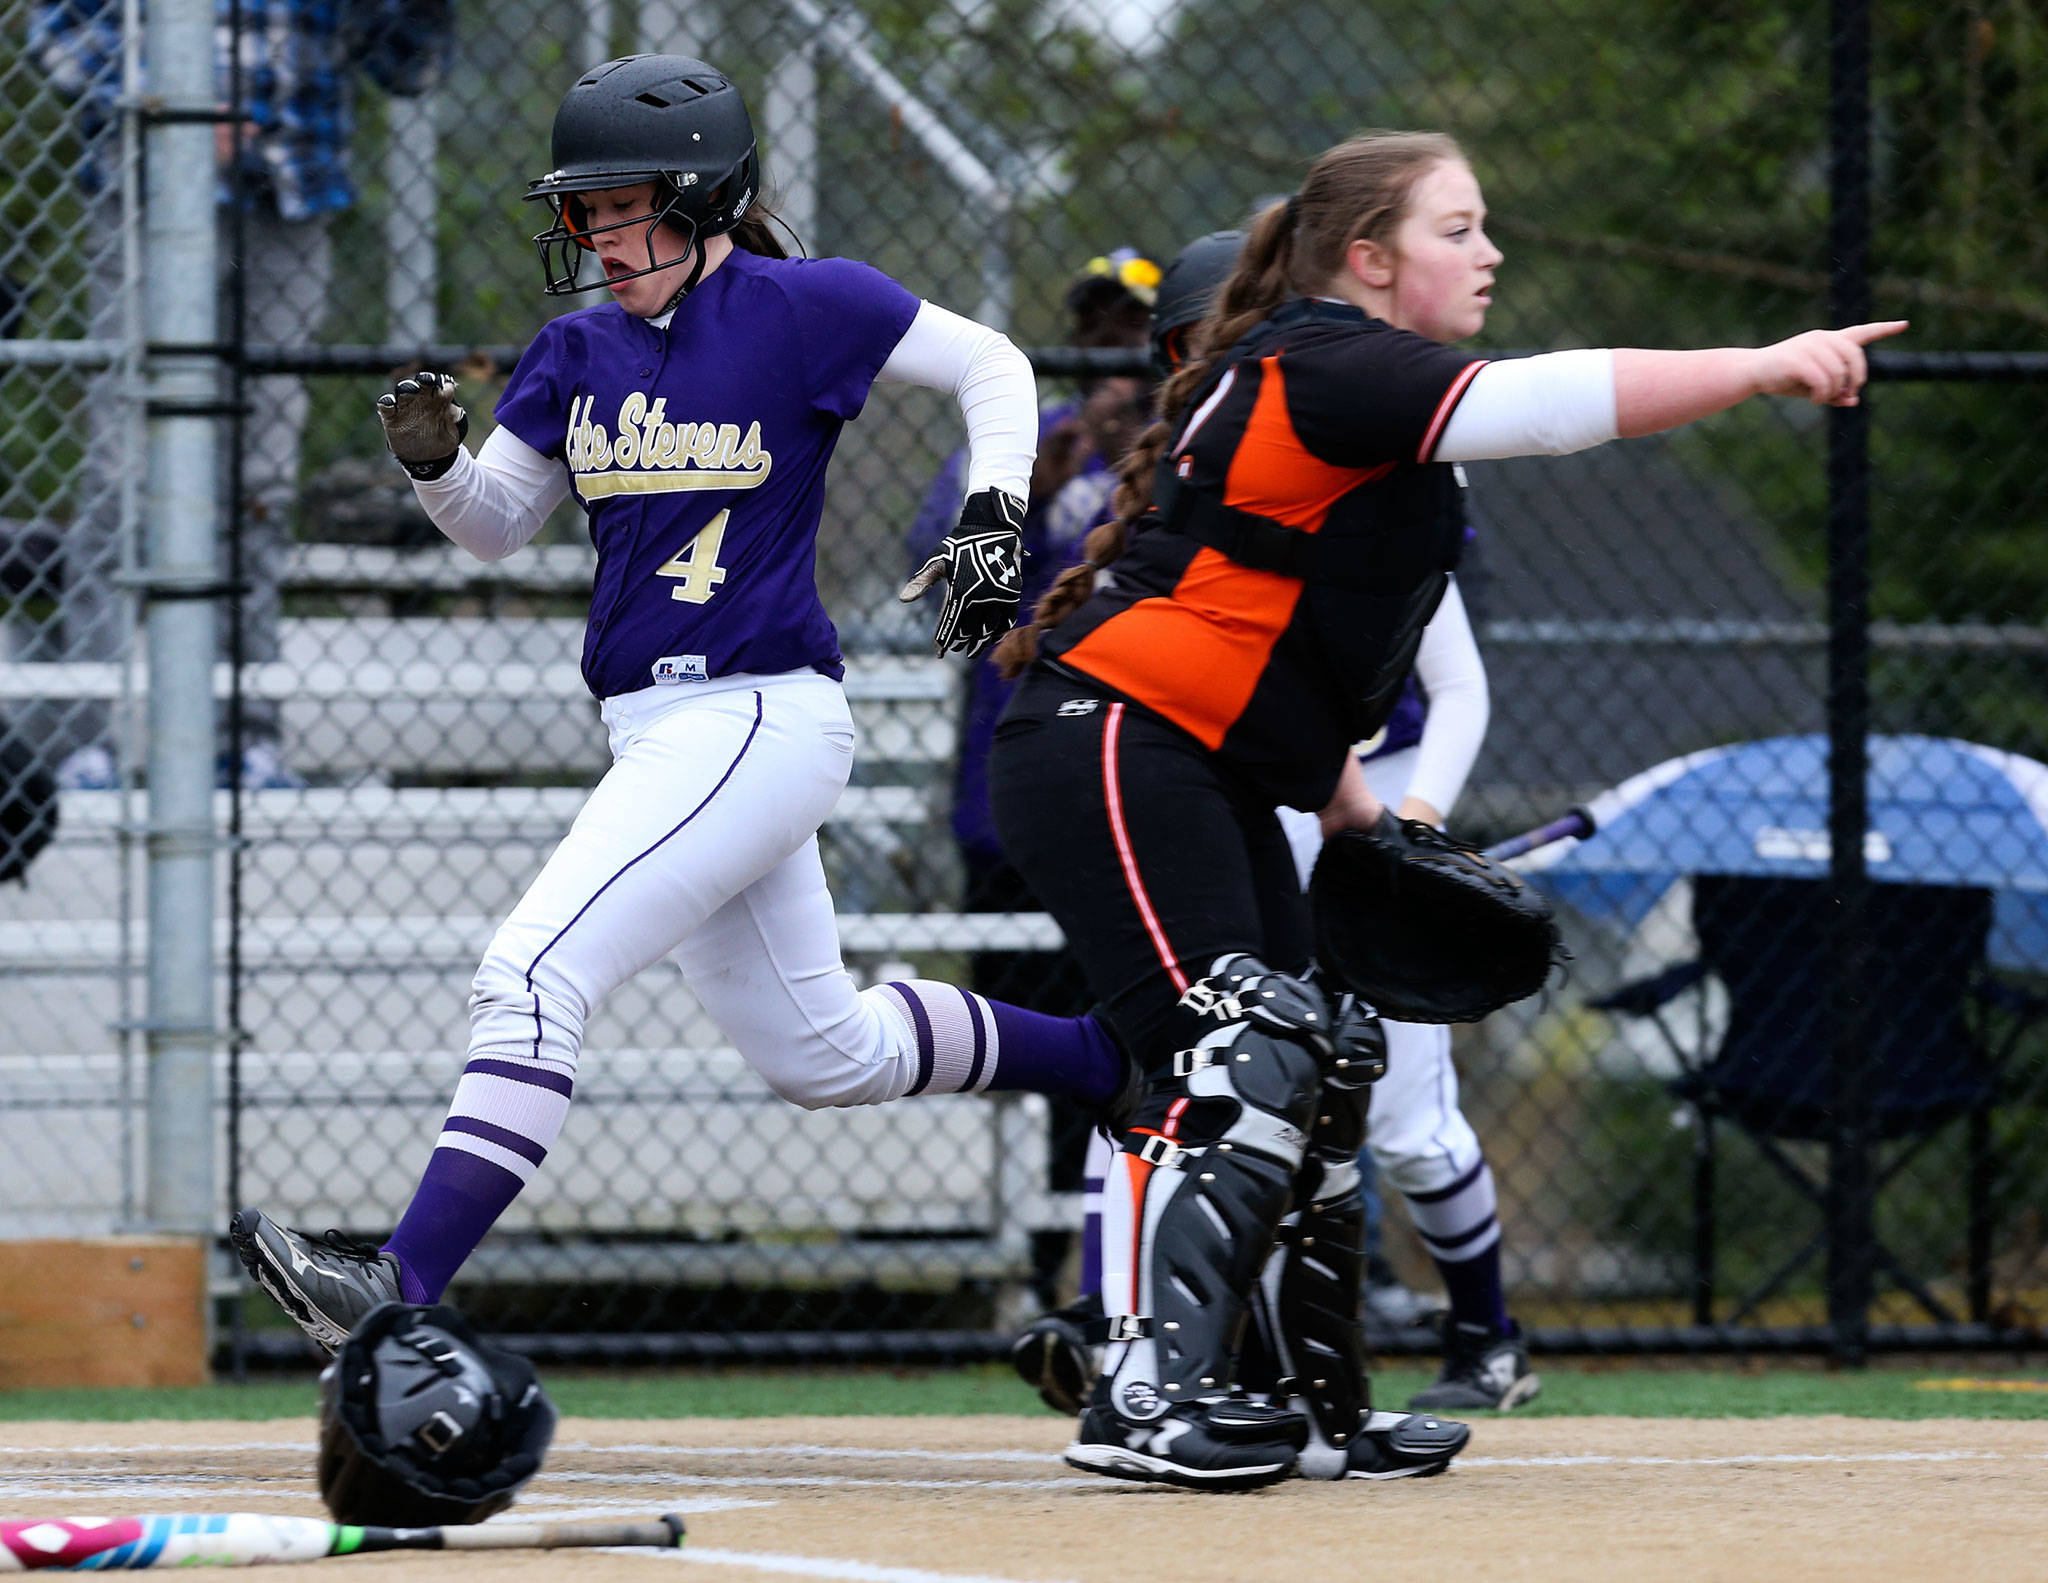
left=1840, top=320, right=1909, bottom=345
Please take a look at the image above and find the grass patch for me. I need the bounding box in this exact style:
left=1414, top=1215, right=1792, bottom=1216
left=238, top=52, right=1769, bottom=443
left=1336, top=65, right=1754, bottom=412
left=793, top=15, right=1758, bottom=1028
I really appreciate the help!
left=0, top=1363, right=2044, bottom=1423
left=1492, top=1362, right=2048, bottom=1420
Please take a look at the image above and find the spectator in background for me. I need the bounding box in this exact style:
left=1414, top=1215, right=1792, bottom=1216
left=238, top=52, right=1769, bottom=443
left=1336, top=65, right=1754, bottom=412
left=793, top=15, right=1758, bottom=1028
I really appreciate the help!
left=29, top=0, right=453, bottom=789
left=906, top=245, right=1158, bottom=1303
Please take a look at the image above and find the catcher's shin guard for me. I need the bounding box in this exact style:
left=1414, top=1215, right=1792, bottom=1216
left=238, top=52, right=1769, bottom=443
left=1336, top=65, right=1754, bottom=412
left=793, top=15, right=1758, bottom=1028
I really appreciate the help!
left=1244, top=1070, right=1474, bottom=1480
left=1243, top=1078, right=1374, bottom=1477
left=1096, top=959, right=1329, bottom=1426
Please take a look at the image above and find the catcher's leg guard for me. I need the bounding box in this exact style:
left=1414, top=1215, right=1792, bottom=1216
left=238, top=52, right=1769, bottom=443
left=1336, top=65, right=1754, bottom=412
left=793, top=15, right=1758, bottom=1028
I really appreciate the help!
left=1242, top=1078, right=1373, bottom=1475
left=1245, top=1024, right=1472, bottom=1481
left=1069, top=959, right=1328, bottom=1489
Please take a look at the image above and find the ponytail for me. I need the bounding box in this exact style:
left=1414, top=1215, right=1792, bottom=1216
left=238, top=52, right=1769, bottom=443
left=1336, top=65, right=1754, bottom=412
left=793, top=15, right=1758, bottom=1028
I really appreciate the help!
left=727, top=207, right=789, bottom=260
left=993, top=129, right=1465, bottom=680
left=991, top=196, right=1302, bottom=679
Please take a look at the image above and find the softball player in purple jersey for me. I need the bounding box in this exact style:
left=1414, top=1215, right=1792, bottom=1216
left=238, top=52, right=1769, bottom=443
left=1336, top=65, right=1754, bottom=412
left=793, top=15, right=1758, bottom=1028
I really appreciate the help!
left=232, top=55, right=1126, bottom=1351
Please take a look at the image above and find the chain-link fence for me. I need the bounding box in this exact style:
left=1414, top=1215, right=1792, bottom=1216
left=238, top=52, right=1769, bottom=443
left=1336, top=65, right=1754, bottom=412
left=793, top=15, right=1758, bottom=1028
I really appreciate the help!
left=3, top=0, right=2045, bottom=1364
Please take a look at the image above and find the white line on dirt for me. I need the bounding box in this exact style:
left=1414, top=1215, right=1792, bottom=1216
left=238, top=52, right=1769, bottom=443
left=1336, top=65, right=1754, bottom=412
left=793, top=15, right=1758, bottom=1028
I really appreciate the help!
left=0, top=1482, right=291, bottom=1502
left=623, top=1545, right=1075, bottom=1583
left=537, top=1471, right=1089, bottom=1492
left=0, top=1442, right=2026, bottom=1485
left=0, top=1444, right=305, bottom=1456
left=500, top=1498, right=775, bottom=1519
left=560, top=1444, right=1063, bottom=1466
left=1460, top=1450, right=2003, bottom=1469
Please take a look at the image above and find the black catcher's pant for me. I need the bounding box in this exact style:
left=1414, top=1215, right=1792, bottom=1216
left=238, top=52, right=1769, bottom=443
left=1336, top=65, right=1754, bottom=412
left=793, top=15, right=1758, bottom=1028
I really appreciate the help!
left=988, top=663, right=1310, bottom=1067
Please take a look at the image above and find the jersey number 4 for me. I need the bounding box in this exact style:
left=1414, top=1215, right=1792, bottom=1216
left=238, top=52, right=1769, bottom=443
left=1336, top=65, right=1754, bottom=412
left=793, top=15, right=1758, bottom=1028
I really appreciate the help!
left=656, top=510, right=731, bottom=604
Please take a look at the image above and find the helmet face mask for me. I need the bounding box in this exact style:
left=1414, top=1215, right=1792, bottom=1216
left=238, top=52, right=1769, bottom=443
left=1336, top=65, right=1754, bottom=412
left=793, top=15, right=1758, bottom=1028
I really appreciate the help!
left=534, top=182, right=703, bottom=296
left=527, top=55, right=760, bottom=300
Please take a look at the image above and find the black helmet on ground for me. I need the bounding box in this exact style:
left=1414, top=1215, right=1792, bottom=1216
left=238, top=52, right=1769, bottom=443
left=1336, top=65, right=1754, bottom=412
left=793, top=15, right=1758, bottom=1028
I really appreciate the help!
left=527, top=55, right=761, bottom=300
left=1150, top=229, right=1245, bottom=378
left=317, top=1303, right=556, bottom=1527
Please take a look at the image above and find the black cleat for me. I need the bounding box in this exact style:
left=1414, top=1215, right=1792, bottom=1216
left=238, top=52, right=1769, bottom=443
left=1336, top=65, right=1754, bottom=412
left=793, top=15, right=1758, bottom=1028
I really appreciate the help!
left=1065, top=1398, right=1307, bottom=1492
left=1408, top=1318, right=1542, bottom=1412
left=230, top=1208, right=403, bottom=1354
left=1336, top=1409, right=1472, bottom=1479
left=1010, top=1292, right=1101, bottom=1415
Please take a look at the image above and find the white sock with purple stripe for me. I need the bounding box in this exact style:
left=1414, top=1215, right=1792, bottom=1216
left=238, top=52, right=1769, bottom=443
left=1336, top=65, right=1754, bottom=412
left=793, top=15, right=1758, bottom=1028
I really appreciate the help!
left=863, top=981, right=1126, bottom=1105
left=866, top=980, right=1001, bottom=1095
left=435, top=1053, right=576, bottom=1182
left=1404, top=1156, right=1502, bottom=1263
left=1402, top=1156, right=1511, bottom=1334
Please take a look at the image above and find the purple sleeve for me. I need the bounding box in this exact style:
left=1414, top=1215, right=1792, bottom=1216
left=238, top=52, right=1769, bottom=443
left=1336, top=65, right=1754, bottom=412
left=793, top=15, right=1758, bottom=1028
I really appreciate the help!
left=794, top=258, right=921, bottom=420
left=493, top=319, right=575, bottom=459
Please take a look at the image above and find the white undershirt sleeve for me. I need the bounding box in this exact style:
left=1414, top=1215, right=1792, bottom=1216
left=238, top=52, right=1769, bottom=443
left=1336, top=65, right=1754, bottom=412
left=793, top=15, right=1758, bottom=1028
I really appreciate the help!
left=1433, top=348, right=1618, bottom=462
left=1403, top=577, right=1490, bottom=819
left=876, top=299, right=1037, bottom=501
left=409, top=424, right=571, bottom=563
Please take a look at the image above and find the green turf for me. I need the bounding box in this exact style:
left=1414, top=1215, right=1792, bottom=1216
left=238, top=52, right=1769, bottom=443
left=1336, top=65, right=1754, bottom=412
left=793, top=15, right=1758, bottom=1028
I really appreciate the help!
left=1, top=1363, right=2043, bottom=1422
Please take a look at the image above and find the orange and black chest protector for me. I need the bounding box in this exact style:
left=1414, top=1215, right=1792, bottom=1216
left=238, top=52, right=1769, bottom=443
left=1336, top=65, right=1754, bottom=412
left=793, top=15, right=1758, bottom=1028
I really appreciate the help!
left=1043, top=297, right=1484, bottom=814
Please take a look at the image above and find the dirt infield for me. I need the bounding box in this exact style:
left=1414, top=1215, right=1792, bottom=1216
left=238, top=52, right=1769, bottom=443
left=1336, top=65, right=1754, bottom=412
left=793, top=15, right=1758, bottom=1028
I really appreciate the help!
left=3, top=1413, right=2045, bottom=1582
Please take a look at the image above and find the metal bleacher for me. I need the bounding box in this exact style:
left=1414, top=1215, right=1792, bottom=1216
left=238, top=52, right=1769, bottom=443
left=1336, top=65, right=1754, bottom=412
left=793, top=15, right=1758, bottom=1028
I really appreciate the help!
left=0, top=543, right=1065, bottom=1289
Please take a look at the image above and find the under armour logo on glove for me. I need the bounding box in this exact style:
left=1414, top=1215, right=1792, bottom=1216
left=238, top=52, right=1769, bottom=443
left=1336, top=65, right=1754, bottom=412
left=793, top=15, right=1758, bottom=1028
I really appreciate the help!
left=898, top=487, right=1028, bottom=657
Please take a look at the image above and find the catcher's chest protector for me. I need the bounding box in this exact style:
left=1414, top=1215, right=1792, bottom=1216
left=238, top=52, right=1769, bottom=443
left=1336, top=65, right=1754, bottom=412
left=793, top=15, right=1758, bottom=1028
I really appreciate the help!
left=1042, top=299, right=1473, bottom=810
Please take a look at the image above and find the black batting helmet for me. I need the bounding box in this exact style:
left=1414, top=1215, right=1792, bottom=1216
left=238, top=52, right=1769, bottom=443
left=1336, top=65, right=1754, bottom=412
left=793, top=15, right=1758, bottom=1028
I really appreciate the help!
left=527, top=55, right=761, bottom=299
left=1150, top=229, right=1245, bottom=378
left=317, top=1304, right=556, bottom=1528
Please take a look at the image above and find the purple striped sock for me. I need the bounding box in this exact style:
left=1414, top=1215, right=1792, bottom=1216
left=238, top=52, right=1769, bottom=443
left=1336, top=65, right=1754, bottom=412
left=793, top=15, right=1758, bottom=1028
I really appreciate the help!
left=380, top=1052, right=575, bottom=1302
left=1406, top=1158, right=1509, bottom=1334
left=983, top=1001, right=1124, bottom=1108
left=865, top=983, right=1123, bottom=1106
left=1434, top=1241, right=1510, bottom=1335
left=384, top=1147, right=525, bottom=1303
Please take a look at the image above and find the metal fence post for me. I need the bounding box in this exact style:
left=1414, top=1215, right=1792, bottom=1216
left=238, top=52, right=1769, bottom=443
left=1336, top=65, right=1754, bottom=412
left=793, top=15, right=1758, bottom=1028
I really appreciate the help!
left=140, top=0, right=220, bottom=1235
left=1825, top=0, right=1876, bottom=1367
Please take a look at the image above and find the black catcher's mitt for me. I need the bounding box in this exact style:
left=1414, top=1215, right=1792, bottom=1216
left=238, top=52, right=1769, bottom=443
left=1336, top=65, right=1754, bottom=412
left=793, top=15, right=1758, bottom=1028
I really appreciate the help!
left=1312, top=810, right=1561, bottom=1024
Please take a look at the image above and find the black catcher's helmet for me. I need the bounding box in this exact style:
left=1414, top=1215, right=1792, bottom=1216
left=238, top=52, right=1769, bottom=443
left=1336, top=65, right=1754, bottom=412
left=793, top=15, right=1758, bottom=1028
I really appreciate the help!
left=317, top=1303, right=556, bottom=1527
left=527, top=55, right=761, bottom=299
left=1150, top=229, right=1245, bottom=378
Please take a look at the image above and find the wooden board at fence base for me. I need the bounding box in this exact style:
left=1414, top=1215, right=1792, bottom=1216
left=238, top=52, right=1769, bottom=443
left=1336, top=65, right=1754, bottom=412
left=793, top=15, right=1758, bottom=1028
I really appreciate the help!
left=0, top=1237, right=207, bottom=1388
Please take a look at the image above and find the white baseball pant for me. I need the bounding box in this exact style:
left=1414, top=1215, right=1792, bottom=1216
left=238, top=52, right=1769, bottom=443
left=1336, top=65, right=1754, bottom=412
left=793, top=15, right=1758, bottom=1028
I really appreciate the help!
left=463, top=669, right=954, bottom=1113
left=1278, top=749, right=1494, bottom=1256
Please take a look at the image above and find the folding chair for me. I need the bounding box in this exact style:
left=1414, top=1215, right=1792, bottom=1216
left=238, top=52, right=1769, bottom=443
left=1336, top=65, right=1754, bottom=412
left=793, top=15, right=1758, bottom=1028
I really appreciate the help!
left=1593, top=876, right=2046, bottom=1326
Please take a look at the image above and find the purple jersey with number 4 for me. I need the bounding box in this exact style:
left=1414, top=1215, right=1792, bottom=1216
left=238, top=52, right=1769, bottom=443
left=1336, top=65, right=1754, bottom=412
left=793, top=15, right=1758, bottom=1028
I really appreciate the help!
left=495, top=248, right=920, bottom=698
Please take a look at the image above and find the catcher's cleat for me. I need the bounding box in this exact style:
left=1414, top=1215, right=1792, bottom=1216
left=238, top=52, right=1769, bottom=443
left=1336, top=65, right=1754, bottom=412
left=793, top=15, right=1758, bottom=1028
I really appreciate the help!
left=1009, top=1292, right=1102, bottom=1415
left=1408, top=1318, right=1542, bottom=1412
left=1065, top=1398, right=1306, bottom=1492
left=231, top=1209, right=404, bottom=1354
left=1325, top=1409, right=1471, bottom=1480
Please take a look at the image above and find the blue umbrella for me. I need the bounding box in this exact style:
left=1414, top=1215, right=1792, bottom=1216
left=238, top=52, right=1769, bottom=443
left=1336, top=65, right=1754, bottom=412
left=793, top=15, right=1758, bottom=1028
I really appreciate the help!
left=1521, top=734, right=2048, bottom=971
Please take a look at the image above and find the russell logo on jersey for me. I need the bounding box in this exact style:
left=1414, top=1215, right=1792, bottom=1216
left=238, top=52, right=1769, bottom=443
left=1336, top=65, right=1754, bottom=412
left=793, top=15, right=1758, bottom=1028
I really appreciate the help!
left=565, top=391, right=775, bottom=500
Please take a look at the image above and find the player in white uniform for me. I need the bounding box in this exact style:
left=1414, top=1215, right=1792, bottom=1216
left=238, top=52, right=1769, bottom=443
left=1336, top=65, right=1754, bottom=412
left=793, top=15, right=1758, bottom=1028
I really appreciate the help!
left=231, top=56, right=1131, bottom=1351
left=1272, top=571, right=1538, bottom=1410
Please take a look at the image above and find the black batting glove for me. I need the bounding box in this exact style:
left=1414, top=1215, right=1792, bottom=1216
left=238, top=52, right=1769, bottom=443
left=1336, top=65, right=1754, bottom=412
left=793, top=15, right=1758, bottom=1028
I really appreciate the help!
left=376, top=371, right=469, bottom=481
left=898, top=487, right=1027, bottom=658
